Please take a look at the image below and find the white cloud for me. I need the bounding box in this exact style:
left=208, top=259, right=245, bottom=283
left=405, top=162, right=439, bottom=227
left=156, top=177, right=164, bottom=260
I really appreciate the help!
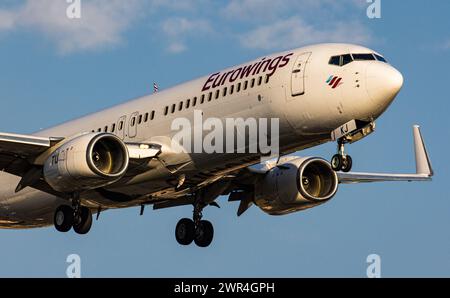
left=161, top=17, right=213, bottom=54
left=150, top=0, right=209, bottom=12
left=0, top=0, right=144, bottom=54
left=167, top=42, right=187, bottom=54
left=238, top=17, right=371, bottom=50
left=223, top=0, right=372, bottom=51
left=0, top=10, right=16, bottom=30
left=0, top=0, right=372, bottom=55
left=222, top=0, right=364, bottom=22
left=0, top=0, right=213, bottom=54
left=222, top=0, right=286, bottom=21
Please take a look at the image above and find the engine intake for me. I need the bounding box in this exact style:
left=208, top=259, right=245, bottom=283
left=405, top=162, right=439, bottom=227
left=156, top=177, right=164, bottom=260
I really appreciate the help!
left=297, top=159, right=338, bottom=202
left=254, top=157, right=338, bottom=215
left=87, top=134, right=128, bottom=178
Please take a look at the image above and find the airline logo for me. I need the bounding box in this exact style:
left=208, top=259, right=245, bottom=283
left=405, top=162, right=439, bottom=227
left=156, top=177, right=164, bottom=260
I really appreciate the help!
left=202, top=53, right=294, bottom=92
left=326, top=75, right=343, bottom=89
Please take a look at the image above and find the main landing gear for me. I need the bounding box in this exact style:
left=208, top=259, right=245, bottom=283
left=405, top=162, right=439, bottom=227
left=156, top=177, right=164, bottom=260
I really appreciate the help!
left=331, top=139, right=353, bottom=172
left=175, top=201, right=214, bottom=248
left=54, top=194, right=92, bottom=235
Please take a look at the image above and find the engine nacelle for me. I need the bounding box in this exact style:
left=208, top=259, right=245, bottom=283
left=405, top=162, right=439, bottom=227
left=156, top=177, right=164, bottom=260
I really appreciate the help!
left=44, top=133, right=129, bottom=192
left=254, top=157, right=338, bottom=215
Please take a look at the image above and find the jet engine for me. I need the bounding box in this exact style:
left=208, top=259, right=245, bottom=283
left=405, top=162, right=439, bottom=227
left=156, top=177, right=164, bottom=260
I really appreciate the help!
left=43, top=133, right=129, bottom=192
left=254, top=157, right=338, bottom=215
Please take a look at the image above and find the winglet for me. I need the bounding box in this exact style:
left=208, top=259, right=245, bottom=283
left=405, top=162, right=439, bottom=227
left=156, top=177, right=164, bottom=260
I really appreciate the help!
left=413, top=125, right=433, bottom=176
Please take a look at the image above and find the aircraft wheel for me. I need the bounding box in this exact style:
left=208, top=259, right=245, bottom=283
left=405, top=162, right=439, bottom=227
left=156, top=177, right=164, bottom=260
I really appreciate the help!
left=331, top=154, right=343, bottom=171
left=194, top=220, right=214, bottom=248
left=54, top=205, right=74, bottom=233
left=341, top=155, right=353, bottom=172
left=175, top=218, right=195, bottom=245
left=73, top=207, right=93, bottom=235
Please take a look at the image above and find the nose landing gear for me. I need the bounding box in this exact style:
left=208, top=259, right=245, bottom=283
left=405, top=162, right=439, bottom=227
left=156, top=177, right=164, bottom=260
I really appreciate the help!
left=330, top=119, right=376, bottom=172
left=331, top=140, right=353, bottom=172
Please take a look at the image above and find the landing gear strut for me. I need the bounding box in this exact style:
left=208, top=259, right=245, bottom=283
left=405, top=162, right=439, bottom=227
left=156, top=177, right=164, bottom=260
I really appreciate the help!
left=331, top=139, right=353, bottom=172
left=53, top=193, right=93, bottom=235
left=175, top=200, right=214, bottom=247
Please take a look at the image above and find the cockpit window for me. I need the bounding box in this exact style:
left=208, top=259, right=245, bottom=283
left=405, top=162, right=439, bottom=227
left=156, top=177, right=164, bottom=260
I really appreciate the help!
left=342, top=54, right=353, bottom=66
left=329, top=52, right=387, bottom=67
left=329, top=56, right=341, bottom=66
left=352, top=53, right=376, bottom=61
left=374, top=54, right=387, bottom=63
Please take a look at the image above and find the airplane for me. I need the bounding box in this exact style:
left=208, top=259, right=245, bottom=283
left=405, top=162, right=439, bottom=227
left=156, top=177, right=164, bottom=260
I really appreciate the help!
left=0, top=43, right=433, bottom=247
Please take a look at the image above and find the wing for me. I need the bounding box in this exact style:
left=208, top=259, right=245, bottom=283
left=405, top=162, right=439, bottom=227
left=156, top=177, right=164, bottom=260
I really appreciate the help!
left=337, top=125, right=433, bottom=184
left=223, top=125, right=433, bottom=216
left=0, top=132, right=65, bottom=196
left=0, top=132, right=163, bottom=196
left=0, top=132, right=63, bottom=160
left=0, top=132, right=63, bottom=177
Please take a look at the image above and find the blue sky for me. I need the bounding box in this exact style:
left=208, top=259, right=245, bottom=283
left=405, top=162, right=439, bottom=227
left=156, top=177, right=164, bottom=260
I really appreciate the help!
left=0, top=0, right=449, bottom=277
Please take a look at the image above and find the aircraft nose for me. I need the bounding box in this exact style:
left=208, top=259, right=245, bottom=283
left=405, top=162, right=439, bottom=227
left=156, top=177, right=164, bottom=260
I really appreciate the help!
left=366, top=63, right=403, bottom=109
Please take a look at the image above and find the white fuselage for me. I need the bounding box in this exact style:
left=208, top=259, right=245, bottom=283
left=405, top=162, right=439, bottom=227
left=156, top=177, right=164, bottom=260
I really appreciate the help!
left=0, top=43, right=403, bottom=228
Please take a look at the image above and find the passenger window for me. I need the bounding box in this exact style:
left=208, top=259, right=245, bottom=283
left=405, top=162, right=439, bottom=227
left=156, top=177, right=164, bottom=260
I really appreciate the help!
left=111, top=123, right=116, bottom=132
left=244, top=81, right=248, bottom=90
left=215, top=89, right=220, bottom=99
left=97, top=128, right=102, bottom=132
left=193, top=97, right=197, bottom=106
left=104, top=126, right=108, bottom=132
left=223, top=87, right=227, bottom=97
left=138, top=115, right=143, bottom=124
left=131, top=117, right=136, bottom=127
left=258, top=76, right=262, bottom=86
left=164, top=106, right=168, bottom=115
left=230, top=85, right=234, bottom=95
left=201, top=94, right=205, bottom=104
left=208, top=92, right=212, bottom=101
left=328, top=56, right=341, bottom=66
left=186, top=99, right=190, bottom=109
left=237, top=82, right=241, bottom=92
left=179, top=101, right=183, bottom=111
left=265, top=75, right=270, bottom=84
left=144, top=113, right=149, bottom=122
left=251, top=78, right=255, bottom=88
left=171, top=104, right=176, bottom=113
left=151, top=111, right=155, bottom=120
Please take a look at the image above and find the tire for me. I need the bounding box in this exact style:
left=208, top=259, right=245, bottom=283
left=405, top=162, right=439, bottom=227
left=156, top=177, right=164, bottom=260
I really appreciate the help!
left=194, top=220, right=214, bottom=248
left=331, top=154, right=343, bottom=171
left=54, top=205, right=74, bottom=233
left=341, top=155, right=353, bottom=172
left=73, top=207, right=93, bottom=235
left=175, top=218, right=195, bottom=245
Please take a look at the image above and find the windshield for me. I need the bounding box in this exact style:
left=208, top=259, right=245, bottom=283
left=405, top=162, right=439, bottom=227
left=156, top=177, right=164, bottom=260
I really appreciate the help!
left=329, top=53, right=388, bottom=66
